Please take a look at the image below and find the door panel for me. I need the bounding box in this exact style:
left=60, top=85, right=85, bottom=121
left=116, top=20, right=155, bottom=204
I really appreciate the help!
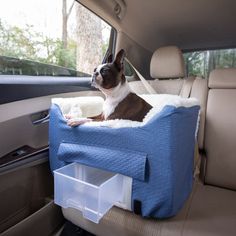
left=0, top=90, right=103, bottom=158
left=0, top=152, right=57, bottom=233
left=0, top=84, right=103, bottom=234
left=0, top=115, right=48, bottom=158
left=0, top=0, right=114, bottom=233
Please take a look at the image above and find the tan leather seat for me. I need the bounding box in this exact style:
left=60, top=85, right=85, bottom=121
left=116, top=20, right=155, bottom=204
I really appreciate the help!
left=62, top=68, right=236, bottom=236
left=190, top=77, right=208, bottom=150
left=63, top=180, right=236, bottom=236
left=129, top=46, right=208, bottom=149
left=204, top=68, right=236, bottom=189
left=129, top=46, right=185, bottom=95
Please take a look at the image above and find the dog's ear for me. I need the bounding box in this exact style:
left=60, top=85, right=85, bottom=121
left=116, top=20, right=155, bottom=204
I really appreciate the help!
left=114, top=49, right=125, bottom=70
left=106, top=54, right=113, bottom=63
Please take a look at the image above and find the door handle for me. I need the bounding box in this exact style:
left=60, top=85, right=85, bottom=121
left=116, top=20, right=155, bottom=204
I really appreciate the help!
left=31, top=110, right=49, bottom=125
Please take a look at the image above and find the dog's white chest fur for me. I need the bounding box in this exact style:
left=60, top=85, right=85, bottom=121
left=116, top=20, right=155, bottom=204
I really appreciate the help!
left=102, top=82, right=131, bottom=119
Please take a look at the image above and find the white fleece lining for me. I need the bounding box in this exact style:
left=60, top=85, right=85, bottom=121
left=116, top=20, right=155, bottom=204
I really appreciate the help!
left=53, top=94, right=199, bottom=128
left=52, top=96, right=104, bottom=118
left=52, top=94, right=200, bottom=211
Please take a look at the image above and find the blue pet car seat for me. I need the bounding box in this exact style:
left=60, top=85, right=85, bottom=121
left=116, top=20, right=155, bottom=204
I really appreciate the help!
left=49, top=95, right=200, bottom=221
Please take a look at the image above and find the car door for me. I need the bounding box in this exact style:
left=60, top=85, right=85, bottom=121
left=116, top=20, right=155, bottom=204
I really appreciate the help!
left=0, top=1, right=115, bottom=234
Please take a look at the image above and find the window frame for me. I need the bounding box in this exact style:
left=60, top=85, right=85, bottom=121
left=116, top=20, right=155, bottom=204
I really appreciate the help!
left=0, top=2, right=117, bottom=104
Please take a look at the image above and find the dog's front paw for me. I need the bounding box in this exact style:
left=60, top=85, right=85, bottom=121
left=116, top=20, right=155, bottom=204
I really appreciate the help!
left=67, top=118, right=92, bottom=127
left=64, top=114, right=73, bottom=120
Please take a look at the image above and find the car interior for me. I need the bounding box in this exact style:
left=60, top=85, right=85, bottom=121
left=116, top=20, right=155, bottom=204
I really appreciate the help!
left=0, top=0, right=236, bottom=235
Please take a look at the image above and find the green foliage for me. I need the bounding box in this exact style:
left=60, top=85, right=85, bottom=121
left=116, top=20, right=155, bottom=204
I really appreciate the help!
left=0, top=20, right=37, bottom=59
left=56, top=40, right=77, bottom=69
left=184, top=49, right=236, bottom=78
left=0, top=19, right=77, bottom=70
left=214, top=49, right=236, bottom=68
left=0, top=19, right=110, bottom=72
left=101, top=42, right=109, bottom=58
left=184, top=52, right=205, bottom=77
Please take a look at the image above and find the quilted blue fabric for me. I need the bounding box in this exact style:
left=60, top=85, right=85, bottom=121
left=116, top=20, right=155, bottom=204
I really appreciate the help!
left=49, top=104, right=200, bottom=218
left=58, top=143, right=147, bottom=181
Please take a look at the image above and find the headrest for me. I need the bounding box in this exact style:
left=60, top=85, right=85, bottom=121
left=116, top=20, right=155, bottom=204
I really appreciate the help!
left=150, top=46, right=185, bottom=79
left=209, top=68, right=236, bottom=89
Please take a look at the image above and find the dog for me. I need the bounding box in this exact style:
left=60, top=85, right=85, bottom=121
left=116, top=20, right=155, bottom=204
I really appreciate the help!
left=67, top=49, right=152, bottom=126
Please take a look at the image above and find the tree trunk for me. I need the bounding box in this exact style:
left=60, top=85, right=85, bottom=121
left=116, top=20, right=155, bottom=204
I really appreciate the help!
left=208, top=51, right=215, bottom=77
left=62, top=0, right=68, bottom=50
left=232, top=50, right=235, bottom=67
left=204, top=51, right=207, bottom=78
left=186, top=60, right=189, bottom=77
left=76, top=4, right=102, bottom=74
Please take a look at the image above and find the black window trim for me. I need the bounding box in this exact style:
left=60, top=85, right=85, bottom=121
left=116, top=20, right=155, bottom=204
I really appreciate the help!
left=0, top=75, right=91, bottom=86
left=0, top=75, right=95, bottom=105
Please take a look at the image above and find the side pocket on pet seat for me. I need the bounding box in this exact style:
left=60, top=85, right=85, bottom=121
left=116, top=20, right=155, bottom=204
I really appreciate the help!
left=57, top=142, right=148, bottom=182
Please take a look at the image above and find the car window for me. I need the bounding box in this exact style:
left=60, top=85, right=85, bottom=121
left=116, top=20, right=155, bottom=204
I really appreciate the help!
left=124, top=60, right=135, bottom=77
left=0, top=0, right=113, bottom=77
left=184, top=48, right=236, bottom=78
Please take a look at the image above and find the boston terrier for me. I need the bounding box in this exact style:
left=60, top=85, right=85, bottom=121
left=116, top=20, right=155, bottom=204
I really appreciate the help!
left=67, top=49, right=152, bottom=126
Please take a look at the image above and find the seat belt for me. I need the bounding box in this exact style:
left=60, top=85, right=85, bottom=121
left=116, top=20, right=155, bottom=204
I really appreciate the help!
left=125, top=58, right=157, bottom=94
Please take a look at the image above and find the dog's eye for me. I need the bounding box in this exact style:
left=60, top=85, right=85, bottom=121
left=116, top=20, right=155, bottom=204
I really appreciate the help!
left=100, top=67, right=109, bottom=73
left=100, top=68, right=105, bottom=74
left=93, top=68, right=97, bottom=72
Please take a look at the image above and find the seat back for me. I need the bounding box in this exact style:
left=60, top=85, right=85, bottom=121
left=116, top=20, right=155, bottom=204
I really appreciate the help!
left=204, top=68, right=236, bottom=189
left=190, top=77, right=208, bottom=150
left=129, top=46, right=208, bottom=150
left=129, top=46, right=185, bottom=95
left=150, top=46, right=185, bottom=79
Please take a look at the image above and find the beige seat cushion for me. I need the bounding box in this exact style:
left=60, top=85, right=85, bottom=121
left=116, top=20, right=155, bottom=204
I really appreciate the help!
left=129, top=76, right=208, bottom=150
left=129, top=45, right=191, bottom=96
left=128, top=81, right=150, bottom=94
left=129, top=79, right=184, bottom=95
left=205, top=91, right=236, bottom=189
left=149, top=79, right=184, bottom=95
left=62, top=181, right=236, bottom=236
left=208, top=68, right=236, bottom=89
left=204, top=68, right=236, bottom=189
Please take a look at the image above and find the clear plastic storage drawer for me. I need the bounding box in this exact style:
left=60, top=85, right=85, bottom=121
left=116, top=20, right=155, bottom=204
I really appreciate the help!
left=54, top=163, right=125, bottom=223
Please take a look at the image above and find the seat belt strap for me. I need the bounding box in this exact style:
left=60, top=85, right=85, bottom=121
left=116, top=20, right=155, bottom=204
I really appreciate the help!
left=125, top=58, right=157, bottom=94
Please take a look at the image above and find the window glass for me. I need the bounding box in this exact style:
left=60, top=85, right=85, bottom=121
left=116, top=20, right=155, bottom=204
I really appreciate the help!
left=184, top=49, right=236, bottom=78
left=124, top=60, right=135, bottom=77
left=0, top=0, right=112, bottom=76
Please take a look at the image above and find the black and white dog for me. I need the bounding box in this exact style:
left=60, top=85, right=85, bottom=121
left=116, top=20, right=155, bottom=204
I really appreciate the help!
left=67, top=49, right=152, bottom=126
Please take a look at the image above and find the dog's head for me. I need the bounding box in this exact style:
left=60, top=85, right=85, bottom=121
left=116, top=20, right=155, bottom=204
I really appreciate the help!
left=92, top=49, right=126, bottom=91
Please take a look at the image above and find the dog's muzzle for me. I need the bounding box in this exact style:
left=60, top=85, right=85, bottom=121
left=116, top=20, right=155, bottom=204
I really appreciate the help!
left=91, top=73, right=99, bottom=88
left=91, top=74, right=96, bottom=87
